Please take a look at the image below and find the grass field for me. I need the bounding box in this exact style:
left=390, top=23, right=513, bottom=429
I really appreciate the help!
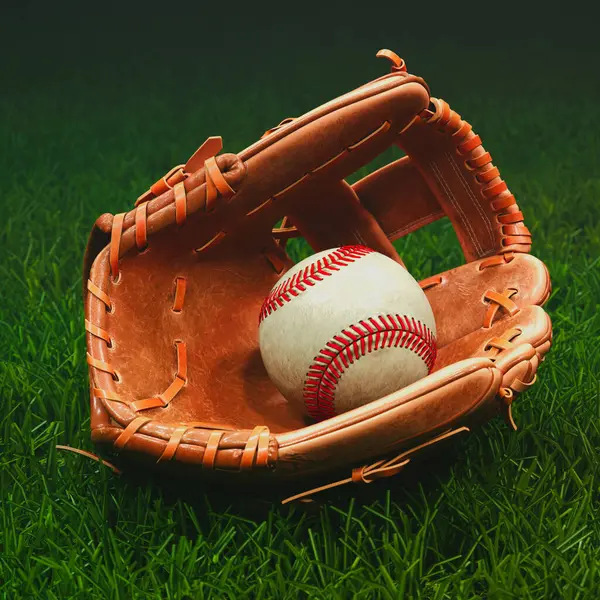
left=1, top=5, right=600, bottom=598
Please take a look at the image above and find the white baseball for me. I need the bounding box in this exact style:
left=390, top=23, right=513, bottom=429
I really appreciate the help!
left=258, top=245, right=437, bottom=421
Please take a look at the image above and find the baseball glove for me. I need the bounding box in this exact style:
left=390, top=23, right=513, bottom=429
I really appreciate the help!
left=83, top=49, right=552, bottom=502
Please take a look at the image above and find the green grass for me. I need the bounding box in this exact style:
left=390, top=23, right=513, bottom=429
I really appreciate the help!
left=1, top=12, right=600, bottom=599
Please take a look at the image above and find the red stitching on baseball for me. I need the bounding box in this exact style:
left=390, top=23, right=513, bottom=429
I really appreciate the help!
left=303, top=314, right=437, bottom=420
left=258, top=245, right=374, bottom=324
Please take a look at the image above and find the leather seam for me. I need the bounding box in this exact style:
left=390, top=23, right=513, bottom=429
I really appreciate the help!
left=387, top=210, right=443, bottom=239
left=430, top=160, right=483, bottom=256
left=446, top=151, right=495, bottom=248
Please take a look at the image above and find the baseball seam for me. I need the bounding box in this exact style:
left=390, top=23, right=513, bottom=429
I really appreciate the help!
left=303, top=314, right=437, bottom=420
left=258, top=245, right=374, bottom=324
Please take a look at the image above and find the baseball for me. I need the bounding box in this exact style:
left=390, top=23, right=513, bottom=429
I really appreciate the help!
left=258, top=245, right=437, bottom=421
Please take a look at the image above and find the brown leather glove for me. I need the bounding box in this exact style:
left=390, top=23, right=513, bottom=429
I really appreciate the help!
left=83, top=49, right=552, bottom=502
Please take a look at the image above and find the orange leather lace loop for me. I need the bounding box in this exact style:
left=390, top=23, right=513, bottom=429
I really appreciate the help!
left=454, top=121, right=473, bottom=139
left=134, top=137, right=224, bottom=207
left=110, top=213, right=125, bottom=281
left=114, top=417, right=151, bottom=450
left=509, top=373, right=538, bottom=393
left=130, top=341, right=187, bottom=412
left=483, top=288, right=519, bottom=328
left=498, top=211, right=525, bottom=225
left=174, top=340, right=187, bottom=380
left=351, top=459, right=410, bottom=484
left=486, top=336, right=514, bottom=352
left=478, top=252, right=515, bottom=270
left=129, top=397, right=165, bottom=412
left=445, top=110, right=462, bottom=132
left=419, top=275, right=443, bottom=290
left=498, top=388, right=518, bottom=430
left=87, top=280, right=112, bottom=311
left=490, top=195, right=515, bottom=211
left=204, top=156, right=235, bottom=212
left=483, top=181, right=508, bottom=198
left=438, top=101, right=451, bottom=126
left=85, top=319, right=111, bottom=346
left=93, top=387, right=122, bottom=402
left=499, top=369, right=536, bottom=432
left=255, top=428, right=271, bottom=467
left=152, top=165, right=186, bottom=196
left=134, top=201, right=148, bottom=250
left=240, top=426, right=270, bottom=470
left=484, top=327, right=522, bottom=355
left=174, top=181, right=187, bottom=225
left=466, top=152, right=492, bottom=169
left=172, top=277, right=187, bottom=312
left=157, top=425, right=188, bottom=463
left=376, top=48, right=407, bottom=72
left=502, top=224, right=530, bottom=237
left=457, top=134, right=481, bottom=154
left=476, top=167, right=500, bottom=184
left=135, top=164, right=186, bottom=207
left=87, top=353, right=115, bottom=377
left=502, top=232, right=531, bottom=247
left=202, top=431, right=224, bottom=469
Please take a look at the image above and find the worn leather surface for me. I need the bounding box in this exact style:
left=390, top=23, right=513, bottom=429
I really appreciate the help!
left=83, top=51, right=552, bottom=484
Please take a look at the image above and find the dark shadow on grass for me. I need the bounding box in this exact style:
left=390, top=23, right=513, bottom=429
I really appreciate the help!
left=107, top=437, right=468, bottom=538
